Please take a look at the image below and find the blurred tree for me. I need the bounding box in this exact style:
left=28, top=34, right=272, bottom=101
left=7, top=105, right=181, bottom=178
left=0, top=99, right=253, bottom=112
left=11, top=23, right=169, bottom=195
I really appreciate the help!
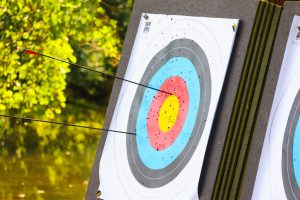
left=66, top=0, right=134, bottom=108
left=0, top=0, right=122, bottom=155
left=102, top=0, right=134, bottom=40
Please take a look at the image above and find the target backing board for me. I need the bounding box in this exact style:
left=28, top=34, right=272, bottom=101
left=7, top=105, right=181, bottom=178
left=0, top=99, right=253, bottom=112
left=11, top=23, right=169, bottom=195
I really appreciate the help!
left=97, top=13, right=238, bottom=200
left=253, top=15, right=300, bottom=200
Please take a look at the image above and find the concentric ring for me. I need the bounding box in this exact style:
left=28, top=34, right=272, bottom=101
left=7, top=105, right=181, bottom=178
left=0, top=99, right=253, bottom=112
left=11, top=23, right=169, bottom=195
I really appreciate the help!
left=136, top=57, right=199, bottom=170
left=126, top=38, right=211, bottom=188
left=147, top=76, right=189, bottom=151
left=282, top=89, right=300, bottom=200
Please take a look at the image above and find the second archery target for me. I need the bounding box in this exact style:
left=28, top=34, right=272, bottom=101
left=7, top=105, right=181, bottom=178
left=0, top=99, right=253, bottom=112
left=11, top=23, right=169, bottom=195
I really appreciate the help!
left=99, top=13, right=238, bottom=199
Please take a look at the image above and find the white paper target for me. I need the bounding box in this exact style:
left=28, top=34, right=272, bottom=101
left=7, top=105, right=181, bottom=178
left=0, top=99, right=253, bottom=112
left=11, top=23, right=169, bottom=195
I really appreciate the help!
left=98, top=13, right=238, bottom=200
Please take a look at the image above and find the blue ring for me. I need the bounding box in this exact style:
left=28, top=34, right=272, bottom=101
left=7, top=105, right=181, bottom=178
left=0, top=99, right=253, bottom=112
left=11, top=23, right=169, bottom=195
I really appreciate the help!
left=136, top=57, right=201, bottom=170
left=293, top=116, right=300, bottom=188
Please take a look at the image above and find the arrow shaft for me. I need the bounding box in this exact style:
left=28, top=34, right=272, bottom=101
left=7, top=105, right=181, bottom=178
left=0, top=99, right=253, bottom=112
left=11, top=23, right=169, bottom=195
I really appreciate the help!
left=0, top=114, right=136, bottom=135
left=24, top=49, right=171, bottom=95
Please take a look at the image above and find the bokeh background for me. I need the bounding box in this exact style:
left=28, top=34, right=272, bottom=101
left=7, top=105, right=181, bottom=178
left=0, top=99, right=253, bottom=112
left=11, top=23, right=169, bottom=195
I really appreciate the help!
left=0, top=0, right=133, bottom=199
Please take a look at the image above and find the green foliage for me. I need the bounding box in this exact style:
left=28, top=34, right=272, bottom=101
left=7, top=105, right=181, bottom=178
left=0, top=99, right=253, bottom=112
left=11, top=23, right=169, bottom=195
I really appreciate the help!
left=0, top=0, right=120, bottom=116
left=102, top=0, right=134, bottom=40
left=0, top=0, right=126, bottom=155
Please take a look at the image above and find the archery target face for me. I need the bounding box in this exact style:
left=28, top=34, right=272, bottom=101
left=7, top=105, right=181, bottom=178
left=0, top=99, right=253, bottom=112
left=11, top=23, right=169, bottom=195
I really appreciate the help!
left=127, top=38, right=211, bottom=188
left=253, top=16, right=300, bottom=200
left=99, top=13, right=238, bottom=200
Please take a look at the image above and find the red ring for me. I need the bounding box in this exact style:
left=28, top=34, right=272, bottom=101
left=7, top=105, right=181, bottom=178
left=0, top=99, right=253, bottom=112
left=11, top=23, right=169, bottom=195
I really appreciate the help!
left=147, top=76, right=189, bottom=150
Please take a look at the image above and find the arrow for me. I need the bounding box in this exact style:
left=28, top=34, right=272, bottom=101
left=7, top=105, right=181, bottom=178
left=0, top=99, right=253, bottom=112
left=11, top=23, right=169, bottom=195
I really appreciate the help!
left=0, top=114, right=136, bottom=136
left=23, top=49, right=172, bottom=95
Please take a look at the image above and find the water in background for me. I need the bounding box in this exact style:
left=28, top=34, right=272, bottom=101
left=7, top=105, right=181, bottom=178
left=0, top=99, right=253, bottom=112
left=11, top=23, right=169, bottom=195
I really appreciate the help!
left=0, top=143, right=97, bottom=200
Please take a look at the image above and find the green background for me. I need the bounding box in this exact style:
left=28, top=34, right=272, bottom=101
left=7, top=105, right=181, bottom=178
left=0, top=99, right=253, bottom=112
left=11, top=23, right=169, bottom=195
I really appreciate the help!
left=0, top=0, right=132, bottom=199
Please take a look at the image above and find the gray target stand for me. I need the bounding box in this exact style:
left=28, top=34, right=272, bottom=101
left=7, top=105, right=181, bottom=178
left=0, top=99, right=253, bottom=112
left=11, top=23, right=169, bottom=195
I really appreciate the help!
left=85, top=0, right=300, bottom=199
